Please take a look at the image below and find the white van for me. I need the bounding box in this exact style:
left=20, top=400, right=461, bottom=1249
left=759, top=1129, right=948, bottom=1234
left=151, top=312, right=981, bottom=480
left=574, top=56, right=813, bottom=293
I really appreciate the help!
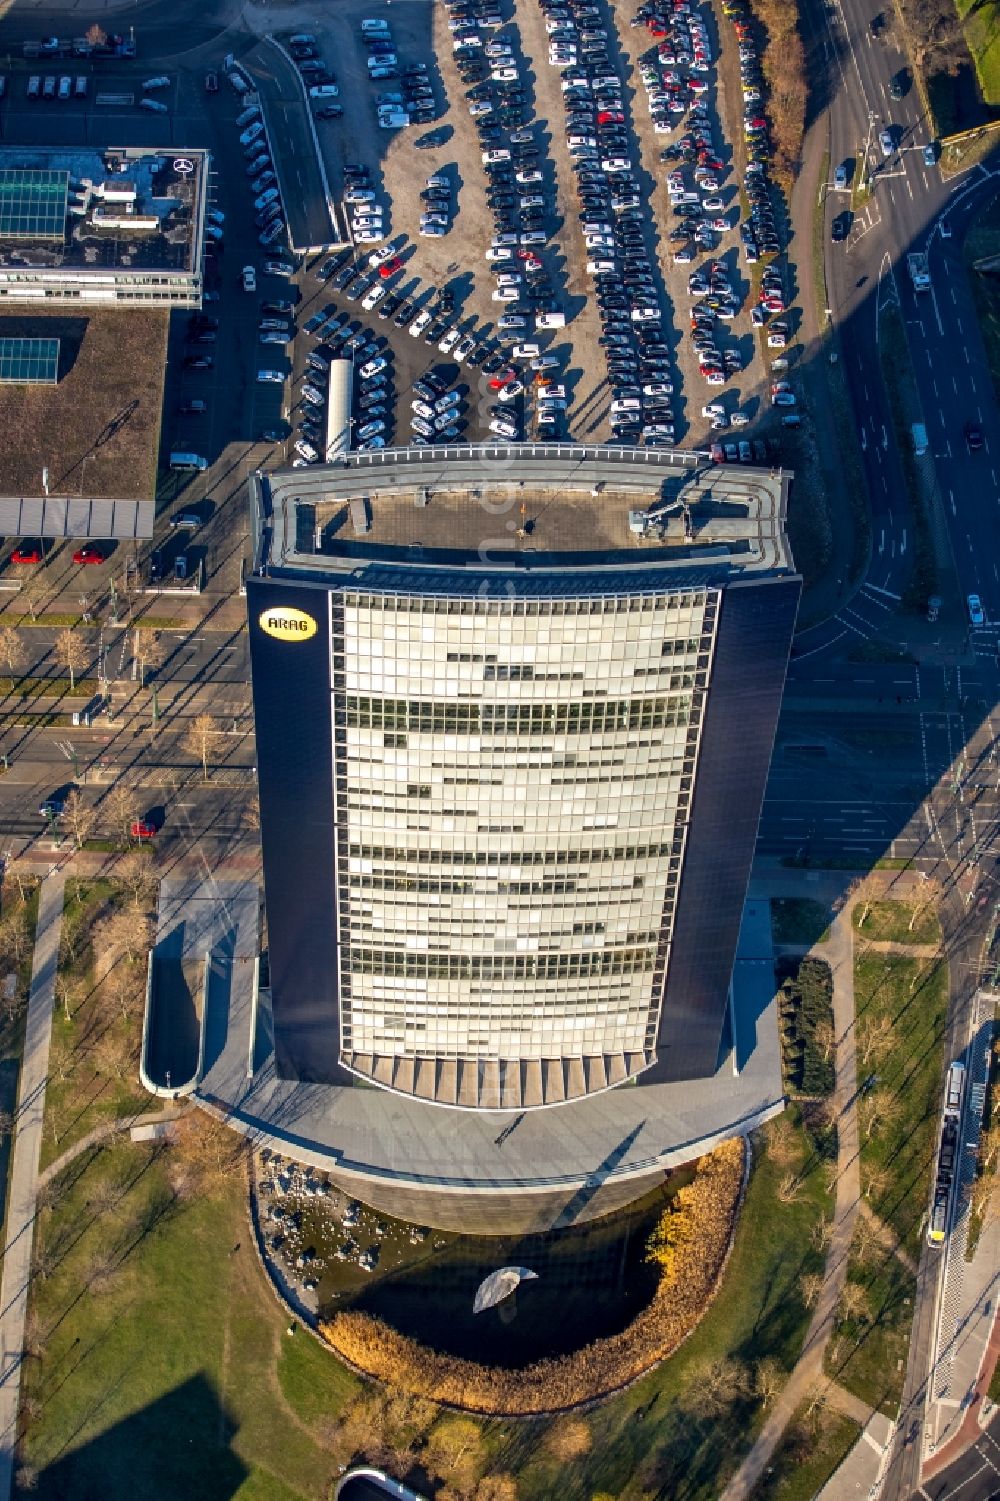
left=169, top=452, right=209, bottom=471
left=535, top=311, right=566, bottom=329
left=308, top=83, right=339, bottom=98
left=379, top=109, right=409, bottom=128
left=361, top=18, right=391, bottom=34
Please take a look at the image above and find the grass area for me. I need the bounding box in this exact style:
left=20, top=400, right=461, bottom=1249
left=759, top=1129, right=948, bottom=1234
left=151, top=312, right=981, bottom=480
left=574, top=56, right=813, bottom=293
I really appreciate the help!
left=41, top=877, right=151, bottom=1172
left=748, top=1398, right=860, bottom=1501
left=854, top=950, right=949, bottom=1258
left=20, top=1149, right=359, bottom=1500
left=771, top=898, right=831, bottom=946
left=0, top=309, right=166, bottom=503
left=954, top=0, right=1000, bottom=104
left=967, top=1009, right=999, bottom=1260
left=990, top=1358, right=1000, bottom=1406
left=853, top=899, right=942, bottom=947
left=827, top=1235, right=916, bottom=1410
left=0, top=677, right=96, bottom=698
left=877, top=302, right=936, bottom=610
left=20, top=1111, right=837, bottom=1501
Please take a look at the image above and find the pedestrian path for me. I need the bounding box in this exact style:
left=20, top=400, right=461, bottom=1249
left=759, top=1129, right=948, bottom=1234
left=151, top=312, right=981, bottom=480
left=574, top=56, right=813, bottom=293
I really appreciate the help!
left=0, top=873, right=64, bottom=1501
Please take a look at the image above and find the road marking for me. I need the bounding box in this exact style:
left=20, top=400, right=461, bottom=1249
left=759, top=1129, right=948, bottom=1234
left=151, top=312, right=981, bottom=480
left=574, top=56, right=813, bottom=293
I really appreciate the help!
left=950, top=490, right=957, bottom=516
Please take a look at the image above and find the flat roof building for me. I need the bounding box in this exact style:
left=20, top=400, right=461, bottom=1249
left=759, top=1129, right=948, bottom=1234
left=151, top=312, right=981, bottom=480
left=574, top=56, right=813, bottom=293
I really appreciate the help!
left=0, top=146, right=208, bottom=307
left=247, top=447, right=799, bottom=1129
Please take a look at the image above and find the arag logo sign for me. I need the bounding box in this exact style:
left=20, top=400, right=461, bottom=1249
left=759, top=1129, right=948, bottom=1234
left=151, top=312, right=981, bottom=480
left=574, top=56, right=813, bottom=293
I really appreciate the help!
left=258, top=607, right=318, bottom=643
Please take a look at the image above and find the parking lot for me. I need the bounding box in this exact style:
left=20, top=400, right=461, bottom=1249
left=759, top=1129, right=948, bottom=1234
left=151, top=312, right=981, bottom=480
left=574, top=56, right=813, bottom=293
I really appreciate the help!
left=246, top=0, right=796, bottom=460
left=0, top=0, right=798, bottom=590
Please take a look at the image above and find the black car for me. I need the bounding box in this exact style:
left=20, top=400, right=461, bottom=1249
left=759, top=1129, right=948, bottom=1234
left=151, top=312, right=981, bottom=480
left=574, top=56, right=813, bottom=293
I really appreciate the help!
left=965, top=421, right=985, bottom=451
left=831, top=212, right=850, bottom=242
left=889, top=68, right=909, bottom=100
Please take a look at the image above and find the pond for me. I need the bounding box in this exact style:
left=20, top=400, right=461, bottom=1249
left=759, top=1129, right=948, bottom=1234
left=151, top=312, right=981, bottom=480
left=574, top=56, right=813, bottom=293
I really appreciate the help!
left=256, top=1157, right=693, bottom=1368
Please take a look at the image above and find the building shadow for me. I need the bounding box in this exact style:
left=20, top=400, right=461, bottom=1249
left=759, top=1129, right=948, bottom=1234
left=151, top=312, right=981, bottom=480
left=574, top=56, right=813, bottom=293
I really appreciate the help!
left=35, top=1372, right=248, bottom=1500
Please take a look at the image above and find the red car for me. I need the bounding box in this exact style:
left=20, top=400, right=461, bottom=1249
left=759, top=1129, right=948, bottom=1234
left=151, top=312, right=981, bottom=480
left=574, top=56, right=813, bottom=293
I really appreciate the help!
left=130, top=820, right=157, bottom=840
left=597, top=110, right=624, bottom=124
left=10, top=546, right=42, bottom=565
left=377, top=256, right=404, bottom=279
left=488, top=370, right=516, bottom=389
left=73, top=545, right=105, bottom=565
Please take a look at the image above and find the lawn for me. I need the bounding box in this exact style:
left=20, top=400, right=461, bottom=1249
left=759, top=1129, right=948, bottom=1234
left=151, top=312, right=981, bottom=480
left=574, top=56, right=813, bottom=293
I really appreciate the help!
left=877, top=302, right=937, bottom=610
left=747, top=1399, right=860, bottom=1501
left=19, top=1147, right=358, bottom=1500
left=954, top=0, right=1000, bottom=104
left=19, top=1110, right=837, bottom=1501
left=771, top=898, right=831, bottom=947
left=854, top=950, right=949, bottom=1258
left=827, top=1239, right=916, bottom=1411
left=41, top=877, right=152, bottom=1172
left=853, top=899, right=942, bottom=947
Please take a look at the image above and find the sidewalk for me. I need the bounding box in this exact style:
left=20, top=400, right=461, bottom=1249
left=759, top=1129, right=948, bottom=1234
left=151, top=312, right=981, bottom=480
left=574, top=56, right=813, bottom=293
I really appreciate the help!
left=0, top=873, right=65, bottom=1501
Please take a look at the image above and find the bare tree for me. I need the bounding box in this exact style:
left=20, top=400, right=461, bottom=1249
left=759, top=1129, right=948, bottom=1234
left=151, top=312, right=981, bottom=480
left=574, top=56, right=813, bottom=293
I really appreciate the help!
left=851, top=873, right=882, bottom=931
left=860, top=1088, right=902, bottom=1143
left=116, top=849, right=156, bottom=910
left=856, top=1013, right=894, bottom=1066
left=3, top=852, right=36, bottom=904
left=813, top=1017, right=836, bottom=1065
left=55, top=628, right=88, bottom=691
left=777, top=1172, right=803, bottom=1204
left=838, top=1281, right=871, bottom=1324
left=0, top=626, right=23, bottom=677
left=104, top=961, right=145, bottom=1024
left=764, top=1115, right=800, bottom=1168
left=134, top=630, right=165, bottom=687
left=85, top=22, right=108, bottom=46
left=981, top=1124, right=1000, bottom=1174
left=801, top=1271, right=824, bottom=1309
left=18, top=570, right=46, bottom=624
left=185, top=714, right=221, bottom=782
left=54, top=973, right=84, bottom=1024
left=243, top=791, right=260, bottom=833
left=101, top=782, right=139, bottom=846
left=102, top=907, right=153, bottom=963
left=863, top=1165, right=891, bottom=1203
left=908, top=877, right=941, bottom=934
left=474, top=1479, right=519, bottom=1501
left=853, top=1212, right=885, bottom=1268
left=688, top=1356, right=749, bottom=1418
left=62, top=789, right=95, bottom=851
left=755, top=1355, right=784, bottom=1407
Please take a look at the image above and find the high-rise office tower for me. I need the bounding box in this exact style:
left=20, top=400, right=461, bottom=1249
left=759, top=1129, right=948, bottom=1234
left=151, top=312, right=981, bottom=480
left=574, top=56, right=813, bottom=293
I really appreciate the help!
left=247, top=454, right=798, bottom=1125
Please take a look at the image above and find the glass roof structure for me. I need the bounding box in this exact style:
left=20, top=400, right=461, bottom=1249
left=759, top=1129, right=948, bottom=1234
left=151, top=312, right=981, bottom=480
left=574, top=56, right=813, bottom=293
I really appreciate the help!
left=0, top=169, right=69, bottom=241
left=0, top=337, right=60, bottom=385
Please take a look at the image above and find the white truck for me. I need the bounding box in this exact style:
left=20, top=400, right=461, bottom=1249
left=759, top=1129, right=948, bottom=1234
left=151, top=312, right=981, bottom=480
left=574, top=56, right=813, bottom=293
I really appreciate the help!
left=907, top=251, right=931, bottom=292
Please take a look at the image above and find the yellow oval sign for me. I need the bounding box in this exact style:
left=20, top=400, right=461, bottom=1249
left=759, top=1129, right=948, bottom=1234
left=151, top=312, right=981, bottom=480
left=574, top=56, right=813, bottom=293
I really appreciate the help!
left=258, top=607, right=318, bottom=643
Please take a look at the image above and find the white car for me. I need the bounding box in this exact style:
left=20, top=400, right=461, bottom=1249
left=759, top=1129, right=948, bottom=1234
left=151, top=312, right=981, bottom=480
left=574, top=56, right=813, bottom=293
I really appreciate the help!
left=368, top=245, right=397, bottom=268
left=362, top=284, right=387, bottom=311
left=411, top=416, right=434, bottom=438
left=731, top=411, right=750, bottom=427
left=412, top=400, right=436, bottom=420
left=643, top=382, right=673, bottom=397
left=520, top=230, right=546, bottom=245
left=498, top=380, right=524, bottom=401
left=516, top=170, right=543, bottom=185
left=438, top=328, right=461, bottom=353
left=420, top=222, right=448, bottom=237
left=489, top=418, right=519, bottom=438
left=242, top=265, right=257, bottom=293
left=486, top=246, right=513, bottom=262
left=493, top=66, right=520, bottom=81
left=512, top=344, right=540, bottom=360
left=491, top=234, right=518, bottom=247
left=346, top=187, right=376, bottom=204
left=482, top=148, right=512, bottom=164
left=257, top=369, right=284, bottom=384
left=360, top=356, right=388, bottom=378
left=454, top=335, right=477, bottom=362
left=968, top=593, right=986, bottom=626
left=492, top=287, right=520, bottom=302
left=496, top=273, right=522, bottom=287
left=531, top=355, right=560, bottom=371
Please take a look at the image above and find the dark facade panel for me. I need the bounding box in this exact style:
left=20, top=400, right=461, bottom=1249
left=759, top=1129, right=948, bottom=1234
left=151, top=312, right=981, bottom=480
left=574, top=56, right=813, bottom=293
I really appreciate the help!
left=247, top=576, right=341, bottom=1082
left=653, top=573, right=800, bottom=1080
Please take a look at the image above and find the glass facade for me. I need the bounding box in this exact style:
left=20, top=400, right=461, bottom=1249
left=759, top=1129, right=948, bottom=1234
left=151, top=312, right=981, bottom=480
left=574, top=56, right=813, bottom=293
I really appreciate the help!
left=331, top=587, right=719, bottom=1102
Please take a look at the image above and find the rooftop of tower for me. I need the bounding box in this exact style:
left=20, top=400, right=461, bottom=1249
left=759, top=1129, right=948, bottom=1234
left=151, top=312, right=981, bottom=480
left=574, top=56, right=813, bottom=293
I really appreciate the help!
left=252, top=447, right=794, bottom=586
